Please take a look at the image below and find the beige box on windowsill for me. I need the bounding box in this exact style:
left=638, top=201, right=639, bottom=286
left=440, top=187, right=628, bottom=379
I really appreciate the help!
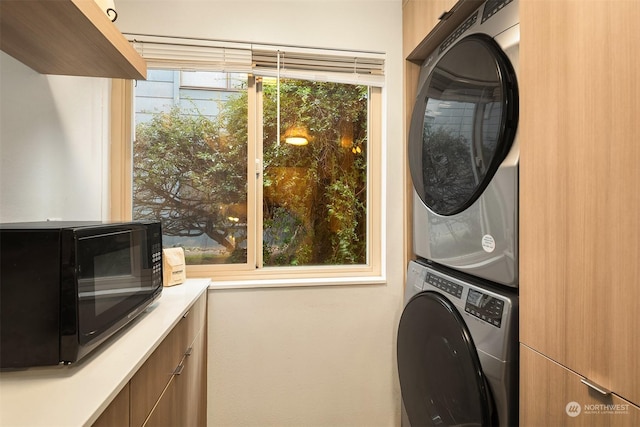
left=162, top=248, right=186, bottom=287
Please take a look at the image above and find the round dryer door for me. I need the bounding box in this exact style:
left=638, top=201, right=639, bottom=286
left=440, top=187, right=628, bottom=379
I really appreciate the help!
left=397, top=291, right=494, bottom=426
left=408, top=34, right=518, bottom=216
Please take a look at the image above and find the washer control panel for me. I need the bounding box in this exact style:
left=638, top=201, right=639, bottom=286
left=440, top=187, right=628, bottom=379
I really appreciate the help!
left=465, top=289, right=504, bottom=328
left=425, top=272, right=463, bottom=299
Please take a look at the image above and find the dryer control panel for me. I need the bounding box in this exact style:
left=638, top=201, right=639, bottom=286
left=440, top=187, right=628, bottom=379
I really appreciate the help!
left=465, top=289, right=504, bottom=328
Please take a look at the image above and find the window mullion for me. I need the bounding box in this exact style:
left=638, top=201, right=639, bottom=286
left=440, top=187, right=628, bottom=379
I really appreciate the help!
left=247, top=75, right=261, bottom=269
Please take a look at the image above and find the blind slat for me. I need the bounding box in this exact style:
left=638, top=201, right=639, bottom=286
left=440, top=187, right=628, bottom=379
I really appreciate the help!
left=129, top=35, right=253, bottom=72
left=126, top=34, right=385, bottom=86
left=252, top=49, right=385, bottom=79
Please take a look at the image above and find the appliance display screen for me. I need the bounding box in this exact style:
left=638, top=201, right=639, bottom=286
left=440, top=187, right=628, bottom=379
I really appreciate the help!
left=466, top=289, right=484, bottom=307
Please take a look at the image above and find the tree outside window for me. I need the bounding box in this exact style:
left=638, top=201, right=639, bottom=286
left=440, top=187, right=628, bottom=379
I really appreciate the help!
left=132, top=71, right=369, bottom=267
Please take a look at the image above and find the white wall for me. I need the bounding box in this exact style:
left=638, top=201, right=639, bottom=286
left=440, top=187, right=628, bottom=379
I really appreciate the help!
left=115, top=1, right=404, bottom=426
left=0, top=53, right=111, bottom=222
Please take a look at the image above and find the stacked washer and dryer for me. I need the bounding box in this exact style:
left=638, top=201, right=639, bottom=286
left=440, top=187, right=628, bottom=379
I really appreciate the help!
left=398, top=1, right=520, bottom=426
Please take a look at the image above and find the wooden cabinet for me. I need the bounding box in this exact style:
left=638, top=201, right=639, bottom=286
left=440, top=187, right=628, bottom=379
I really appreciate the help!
left=93, top=384, right=130, bottom=427
left=520, top=0, right=640, bottom=416
left=130, top=311, right=187, bottom=426
left=402, top=0, right=458, bottom=59
left=93, top=293, right=207, bottom=427
left=0, top=0, right=146, bottom=79
left=143, top=326, right=207, bottom=427
left=520, top=345, right=640, bottom=426
left=133, top=293, right=207, bottom=427
left=403, top=0, right=483, bottom=63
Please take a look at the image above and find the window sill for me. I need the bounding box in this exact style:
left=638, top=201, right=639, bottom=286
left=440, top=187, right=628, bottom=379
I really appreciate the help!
left=207, top=275, right=387, bottom=290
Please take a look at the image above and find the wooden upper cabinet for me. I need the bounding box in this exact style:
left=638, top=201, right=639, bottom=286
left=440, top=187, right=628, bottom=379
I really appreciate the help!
left=0, top=0, right=146, bottom=80
left=519, top=0, right=640, bottom=406
left=403, top=0, right=485, bottom=63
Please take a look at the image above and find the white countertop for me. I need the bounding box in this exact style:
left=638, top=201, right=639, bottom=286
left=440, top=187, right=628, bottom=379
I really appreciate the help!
left=0, top=279, right=210, bottom=427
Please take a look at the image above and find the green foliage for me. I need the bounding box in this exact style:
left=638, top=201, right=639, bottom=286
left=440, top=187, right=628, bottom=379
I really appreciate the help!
left=133, top=105, right=247, bottom=261
left=261, top=79, right=368, bottom=266
left=133, top=78, right=369, bottom=267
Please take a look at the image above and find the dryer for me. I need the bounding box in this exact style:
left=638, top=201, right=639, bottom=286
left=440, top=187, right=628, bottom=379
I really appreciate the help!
left=398, top=259, right=519, bottom=426
left=408, top=0, right=519, bottom=287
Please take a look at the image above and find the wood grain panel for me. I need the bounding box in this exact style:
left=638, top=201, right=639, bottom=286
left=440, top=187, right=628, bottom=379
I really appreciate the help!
left=520, top=0, right=640, bottom=406
left=93, top=384, right=130, bottom=427
left=402, top=0, right=458, bottom=59
left=130, top=319, right=187, bottom=427
left=185, top=289, right=207, bottom=349
left=142, top=300, right=207, bottom=427
left=179, top=329, right=207, bottom=427
left=520, top=345, right=640, bottom=427
left=142, top=375, right=180, bottom=427
left=404, top=60, right=421, bottom=263
left=110, top=79, right=134, bottom=221
left=0, top=0, right=146, bottom=79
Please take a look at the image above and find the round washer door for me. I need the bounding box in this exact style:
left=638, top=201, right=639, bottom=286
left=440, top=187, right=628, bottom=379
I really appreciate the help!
left=408, top=34, right=518, bottom=216
left=397, top=291, right=494, bottom=426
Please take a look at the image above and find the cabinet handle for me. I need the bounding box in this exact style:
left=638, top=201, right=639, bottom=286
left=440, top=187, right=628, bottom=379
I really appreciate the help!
left=173, top=363, right=185, bottom=376
left=185, top=346, right=193, bottom=357
left=439, top=10, right=453, bottom=20
left=580, top=378, right=611, bottom=396
left=182, top=310, right=190, bottom=319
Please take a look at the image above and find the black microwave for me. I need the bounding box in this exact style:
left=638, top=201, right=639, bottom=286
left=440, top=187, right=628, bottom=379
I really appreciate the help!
left=0, top=221, right=163, bottom=369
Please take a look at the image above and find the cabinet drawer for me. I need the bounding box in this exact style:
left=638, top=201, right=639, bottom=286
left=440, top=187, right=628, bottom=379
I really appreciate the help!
left=130, top=293, right=207, bottom=427
left=130, top=315, right=188, bottom=426
left=92, top=384, right=130, bottom=427
left=521, top=345, right=640, bottom=426
left=143, top=375, right=179, bottom=427
left=184, top=293, right=206, bottom=349
left=143, top=328, right=206, bottom=427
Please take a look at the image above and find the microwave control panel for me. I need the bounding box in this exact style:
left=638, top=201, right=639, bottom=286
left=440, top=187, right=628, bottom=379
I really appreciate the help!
left=152, top=243, right=162, bottom=286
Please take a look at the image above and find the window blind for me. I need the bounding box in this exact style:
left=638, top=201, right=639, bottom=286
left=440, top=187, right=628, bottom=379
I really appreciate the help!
left=127, top=34, right=253, bottom=72
left=126, top=34, right=385, bottom=87
left=252, top=47, right=385, bottom=87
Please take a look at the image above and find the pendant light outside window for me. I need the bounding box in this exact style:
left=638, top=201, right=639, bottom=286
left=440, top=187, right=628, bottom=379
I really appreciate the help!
left=276, top=50, right=311, bottom=146
left=284, top=124, right=310, bottom=146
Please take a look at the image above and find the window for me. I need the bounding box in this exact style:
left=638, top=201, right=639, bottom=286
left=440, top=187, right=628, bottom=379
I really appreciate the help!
left=260, top=77, right=370, bottom=267
left=132, top=70, right=250, bottom=265
left=111, top=36, right=384, bottom=281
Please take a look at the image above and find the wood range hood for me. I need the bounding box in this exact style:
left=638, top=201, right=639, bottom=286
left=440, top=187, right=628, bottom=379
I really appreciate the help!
left=0, top=0, right=146, bottom=80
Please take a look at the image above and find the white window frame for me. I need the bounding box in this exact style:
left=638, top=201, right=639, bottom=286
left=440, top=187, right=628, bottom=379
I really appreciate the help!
left=110, top=36, right=385, bottom=285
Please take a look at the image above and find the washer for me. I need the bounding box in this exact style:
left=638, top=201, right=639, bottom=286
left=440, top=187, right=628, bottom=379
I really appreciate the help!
left=408, top=0, right=519, bottom=287
left=397, top=259, right=518, bottom=427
